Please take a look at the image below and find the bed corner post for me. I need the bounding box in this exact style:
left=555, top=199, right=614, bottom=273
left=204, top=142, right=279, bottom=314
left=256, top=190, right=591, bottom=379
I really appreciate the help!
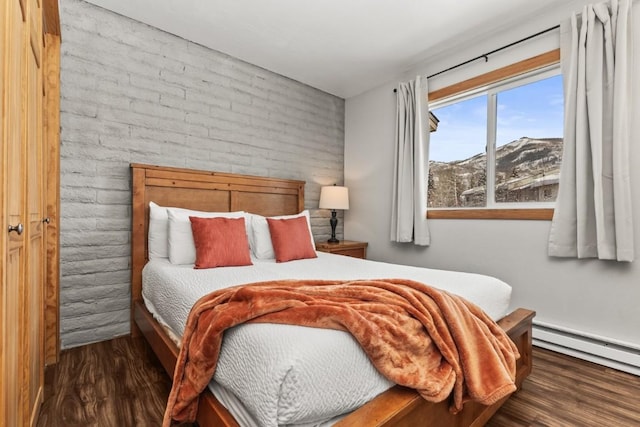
left=298, top=183, right=305, bottom=213
left=131, top=164, right=146, bottom=338
left=499, top=308, right=535, bottom=389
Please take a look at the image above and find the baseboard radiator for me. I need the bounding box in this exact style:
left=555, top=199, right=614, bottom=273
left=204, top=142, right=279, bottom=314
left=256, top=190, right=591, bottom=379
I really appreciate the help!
left=533, top=321, right=640, bottom=376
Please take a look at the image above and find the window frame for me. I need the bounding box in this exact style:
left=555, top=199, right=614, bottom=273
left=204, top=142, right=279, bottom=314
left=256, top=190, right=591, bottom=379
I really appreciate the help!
left=426, top=49, right=560, bottom=221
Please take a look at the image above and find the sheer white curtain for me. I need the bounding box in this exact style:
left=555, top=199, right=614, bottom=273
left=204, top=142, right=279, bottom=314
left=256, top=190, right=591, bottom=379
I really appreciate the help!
left=390, top=76, right=430, bottom=246
left=548, top=0, right=634, bottom=261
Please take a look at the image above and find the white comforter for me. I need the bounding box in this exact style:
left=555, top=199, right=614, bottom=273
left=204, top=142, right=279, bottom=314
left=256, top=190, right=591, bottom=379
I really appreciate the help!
left=142, top=252, right=511, bottom=427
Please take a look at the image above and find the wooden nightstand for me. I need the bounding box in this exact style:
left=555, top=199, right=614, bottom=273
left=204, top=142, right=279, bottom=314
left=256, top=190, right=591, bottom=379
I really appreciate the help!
left=315, top=240, right=368, bottom=259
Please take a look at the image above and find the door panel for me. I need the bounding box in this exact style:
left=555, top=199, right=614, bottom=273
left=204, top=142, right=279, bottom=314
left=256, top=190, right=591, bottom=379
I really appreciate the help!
left=4, top=0, right=27, bottom=424
left=43, top=32, right=61, bottom=367
left=2, top=0, right=46, bottom=424
left=27, top=0, right=45, bottom=419
left=5, top=249, right=24, bottom=427
left=0, top=0, right=5, bottom=421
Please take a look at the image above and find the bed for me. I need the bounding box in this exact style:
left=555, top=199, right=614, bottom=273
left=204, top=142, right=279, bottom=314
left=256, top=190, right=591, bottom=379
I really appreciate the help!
left=130, top=163, right=535, bottom=427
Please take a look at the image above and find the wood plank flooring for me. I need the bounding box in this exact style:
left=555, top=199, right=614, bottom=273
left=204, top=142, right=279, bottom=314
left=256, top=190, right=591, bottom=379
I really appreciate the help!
left=37, top=337, right=176, bottom=427
left=37, top=336, right=640, bottom=426
left=487, top=347, right=640, bottom=427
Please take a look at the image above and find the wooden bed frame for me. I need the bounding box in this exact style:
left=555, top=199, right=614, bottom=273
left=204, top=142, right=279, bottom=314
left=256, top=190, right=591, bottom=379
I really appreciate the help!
left=130, top=163, right=536, bottom=427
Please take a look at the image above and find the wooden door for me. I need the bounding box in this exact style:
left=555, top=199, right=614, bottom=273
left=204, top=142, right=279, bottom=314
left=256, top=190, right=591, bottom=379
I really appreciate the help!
left=1, top=0, right=45, bottom=424
left=2, top=0, right=27, bottom=425
left=0, top=0, right=6, bottom=421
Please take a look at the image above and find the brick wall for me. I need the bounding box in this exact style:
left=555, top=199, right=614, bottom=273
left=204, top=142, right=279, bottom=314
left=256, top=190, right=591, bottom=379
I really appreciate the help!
left=59, top=0, right=345, bottom=348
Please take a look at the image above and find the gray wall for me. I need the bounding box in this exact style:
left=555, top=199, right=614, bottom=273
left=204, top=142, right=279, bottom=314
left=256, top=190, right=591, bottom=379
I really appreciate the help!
left=345, top=0, right=640, bottom=352
left=59, top=0, right=345, bottom=348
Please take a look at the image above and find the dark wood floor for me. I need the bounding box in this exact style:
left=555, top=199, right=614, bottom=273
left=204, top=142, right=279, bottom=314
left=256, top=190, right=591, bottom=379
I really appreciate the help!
left=487, top=347, right=640, bottom=427
left=38, top=337, right=174, bottom=427
left=37, top=336, right=640, bottom=427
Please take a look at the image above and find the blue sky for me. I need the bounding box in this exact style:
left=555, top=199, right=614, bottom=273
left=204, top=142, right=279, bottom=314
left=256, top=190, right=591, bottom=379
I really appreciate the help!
left=429, top=74, right=564, bottom=162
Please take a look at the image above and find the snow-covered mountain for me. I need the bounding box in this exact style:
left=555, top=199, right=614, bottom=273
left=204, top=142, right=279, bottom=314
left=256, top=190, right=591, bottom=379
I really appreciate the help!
left=428, top=137, right=563, bottom=207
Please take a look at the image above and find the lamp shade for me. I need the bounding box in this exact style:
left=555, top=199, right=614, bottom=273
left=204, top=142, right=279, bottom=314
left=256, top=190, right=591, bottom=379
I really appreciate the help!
left=319, top=186, right=349, bottom=210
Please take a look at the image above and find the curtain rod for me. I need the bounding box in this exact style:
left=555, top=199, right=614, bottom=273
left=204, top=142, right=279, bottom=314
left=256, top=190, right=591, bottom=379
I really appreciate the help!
left=393, top=24, right=560, bottom=92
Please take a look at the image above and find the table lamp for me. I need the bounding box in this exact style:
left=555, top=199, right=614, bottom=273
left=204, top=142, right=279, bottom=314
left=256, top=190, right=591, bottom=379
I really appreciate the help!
left=319, top=185, right=349, bottom=243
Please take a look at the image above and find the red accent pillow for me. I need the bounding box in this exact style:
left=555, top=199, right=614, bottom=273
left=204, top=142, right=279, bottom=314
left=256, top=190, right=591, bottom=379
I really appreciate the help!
left=267, top=216, right=317, bottom=263
left=189, top=216, right=253, bottom=269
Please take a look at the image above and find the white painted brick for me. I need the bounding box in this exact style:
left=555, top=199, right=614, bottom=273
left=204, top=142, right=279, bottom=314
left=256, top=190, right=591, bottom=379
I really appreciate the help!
left=129, top=152, right=179, bottom=168
left=184, top=111, right=216, bottom=127
left=62, top=174, right=130, bottom=193
left=65, top=87, right=131, bottom=111
left=130, top=126, right=186, bottom=146
left=244, top=83, right=270, bottom=102
left=95, top=162, right=130, bottom=178
left=126, top=76, right=177, bottom=100
left=98, top=107, right=161, bottom=129
left=60, top=218, right=97, bottom=232
left=209, top=105, right=252, bottom=126
left=61, top=308, right=129, bottom=332
left=61, top=321, right=129, bottom=348
left=96, top=189, right=130, bottom=205
left=61, top=187, right=97, bottom=204
left=61, top=99, right=98, bottom=118
left=232, top=102, right=269, bottom=120
left=61, top=311, right=129, bottom=347
left=227, top=88, right=254, bottom=106
left=94, top=176, right=131, bottom=191
left=159, top=93, right=204, bottom=115
left=61, top=142, right=127, bottom=163
left=208, top=128, right=251, bottom=145
left=139, top=52, right=187, bottom=75
left=62, top=282, right=130, bottom=304
left=97, top=218, right=132, bottom=232
left=60, top=157, right=97, bottom=175
left=61, top=230, right=129, bottom=247
left=60, top=71, right=99, bottom=96
left=62, top=55, right=126, bottom=84
left=160, top=67, right=207, bottom=90
left=61, top=203, right=129, bottom=219
left=59, top=0, right=344, bottom=349
left=61, top=296, right=130, bottom=319
left=61, top=244, right=130, bottom=262
left=186, top=88, right=232, bottom=110
left=61, top=270, right=131, bottom=290
left=183, top=123, right=209, bottom=138
left=130, top=100, right=186, bottom=121
left=60, top=173, right=97, bottom=189
left=67, top=115, right=131, bottom=139
left=62, top=256, right=129, bottom=276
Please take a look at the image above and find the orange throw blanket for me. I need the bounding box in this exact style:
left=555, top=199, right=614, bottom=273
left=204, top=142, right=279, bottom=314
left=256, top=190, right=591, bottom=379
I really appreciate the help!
left=163, top=278, right=519, bottom=426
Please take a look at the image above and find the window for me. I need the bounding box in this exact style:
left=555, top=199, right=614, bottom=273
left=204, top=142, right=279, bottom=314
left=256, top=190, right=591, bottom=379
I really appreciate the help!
left=429, top=94, right=488, bottom=208
left=426, top=50, right=562, bottom=219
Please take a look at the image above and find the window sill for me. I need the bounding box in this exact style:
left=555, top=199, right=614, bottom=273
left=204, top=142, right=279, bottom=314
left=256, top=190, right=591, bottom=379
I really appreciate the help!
left=426, top=208, right=554, bottom=220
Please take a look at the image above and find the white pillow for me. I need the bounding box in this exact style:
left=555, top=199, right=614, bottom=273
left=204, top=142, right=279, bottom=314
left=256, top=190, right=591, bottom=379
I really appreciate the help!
left=244, top=213, right=258, bottom=254
left=167, top=208, right=246, bottom=265
left=148, top=202, right=169, bottom=259
left=250, top=210, right=315, bottom=259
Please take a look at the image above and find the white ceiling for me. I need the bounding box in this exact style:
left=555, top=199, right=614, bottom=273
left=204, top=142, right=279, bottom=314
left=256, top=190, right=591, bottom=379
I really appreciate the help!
left=84, top=0, right=574, bottom=98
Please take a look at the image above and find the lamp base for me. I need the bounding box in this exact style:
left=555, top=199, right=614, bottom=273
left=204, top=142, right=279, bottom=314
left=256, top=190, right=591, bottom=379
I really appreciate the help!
left=328, top=210, right=339, bottom=244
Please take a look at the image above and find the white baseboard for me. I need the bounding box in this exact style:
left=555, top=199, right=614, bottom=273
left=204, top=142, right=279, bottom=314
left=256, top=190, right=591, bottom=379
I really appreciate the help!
left=532, top=321, right=640, bottom=376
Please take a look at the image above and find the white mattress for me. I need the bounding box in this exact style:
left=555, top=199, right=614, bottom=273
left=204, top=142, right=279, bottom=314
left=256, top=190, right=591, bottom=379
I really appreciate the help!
left=142, top=252, right=512, bottom=427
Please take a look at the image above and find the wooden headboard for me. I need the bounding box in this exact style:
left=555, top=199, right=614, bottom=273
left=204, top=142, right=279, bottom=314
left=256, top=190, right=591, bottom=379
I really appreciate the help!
left=130, top=163, right=305, bottom=331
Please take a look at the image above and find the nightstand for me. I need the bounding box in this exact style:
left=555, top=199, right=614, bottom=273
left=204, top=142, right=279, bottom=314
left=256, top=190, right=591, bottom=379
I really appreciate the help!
left=315, top=240, right=368, bottom=259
